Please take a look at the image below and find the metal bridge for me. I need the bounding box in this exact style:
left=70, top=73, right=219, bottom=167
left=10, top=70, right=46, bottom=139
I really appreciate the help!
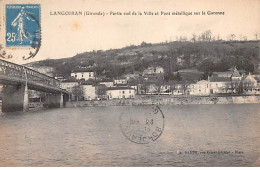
left=0, top=59, right=69, bottom=112
left=0, top=59, right=68, bottom=94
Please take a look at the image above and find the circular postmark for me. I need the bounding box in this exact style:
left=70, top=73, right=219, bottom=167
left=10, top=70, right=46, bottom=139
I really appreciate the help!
left=120, top=105, right=165, bottom=144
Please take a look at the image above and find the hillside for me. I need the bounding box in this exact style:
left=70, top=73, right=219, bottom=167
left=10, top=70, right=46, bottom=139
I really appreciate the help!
left=28, top=40, right=260, bottom=79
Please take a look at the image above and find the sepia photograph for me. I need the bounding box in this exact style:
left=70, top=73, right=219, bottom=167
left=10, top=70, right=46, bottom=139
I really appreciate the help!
left=0, top=0, right=259, bottom=167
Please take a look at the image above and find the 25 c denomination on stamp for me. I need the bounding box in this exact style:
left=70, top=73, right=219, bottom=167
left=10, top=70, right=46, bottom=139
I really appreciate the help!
left=120, top=105, right=165, bottom=144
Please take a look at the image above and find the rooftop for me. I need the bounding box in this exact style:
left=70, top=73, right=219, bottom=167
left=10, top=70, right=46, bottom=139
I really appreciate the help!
left=106, top=87, right=134, bottom=90
left=213, top=71, right=233, bottom=75
left=71, top=68, right=94, bottom=73
left=61, top=81, right=78, bottom=84
left=100, top=79, right=114, bottom=82
left=209, top=77, right=231, bottom=82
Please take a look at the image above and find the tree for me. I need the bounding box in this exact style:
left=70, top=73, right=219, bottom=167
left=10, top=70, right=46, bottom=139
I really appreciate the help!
left=191, top=33, right=197, bottom=42
left=200, top=30, right=212, bottom=41
left=254, top=33, right=258, bottom=40
left=230, top=34, right=236, bottom=41
left=238, top=34, right=243, bottom=41
left=88, top=59, right=95, bottom=66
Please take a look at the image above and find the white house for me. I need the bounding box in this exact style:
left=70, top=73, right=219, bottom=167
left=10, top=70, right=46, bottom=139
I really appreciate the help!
left=106, top=87, right=135, bottom=99
left=114, top=79, right=127, bottom=85
left=155, top=66, right=164, bottom=74
left=81, top=84, right=97, bottom=100
left=71, top=68, right=95, bottom=81
left=188, top=80, right=211, bottom=96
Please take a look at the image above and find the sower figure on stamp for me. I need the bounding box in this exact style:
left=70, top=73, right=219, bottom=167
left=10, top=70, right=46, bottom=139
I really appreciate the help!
left=11, top=7, right=35, bottom=44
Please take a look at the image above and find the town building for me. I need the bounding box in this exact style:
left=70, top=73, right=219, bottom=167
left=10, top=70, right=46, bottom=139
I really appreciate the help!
left=55, top=74, right=67, bottom=82
left=99, top=79, right=114, bottom=87
left=106, top=87, right=135, bottom=99
left=160, top=84, right=171, bottom=94
left=172, top=84, right=187, bottom=95
left=209, top=77, right=232, bottom=94
left=71, top=68, right=95, bottom=81
left=81, top=84, right=97, bottom=100
left=213, top=71, right=233, bottom=78
left=128, top=83, right=138, bottom=92
left=61, top=80, right=80, bottom=101
left=188, top=80, right=211, bottom=96
left=231, top=67, right=242, bottom=81
left=146, top=84, right=159, bottom=94
left=143, top=66, right=165, bottom=75
left=213, top=66, right=242, bottom=80
left=114, top=79, right=127, bottom=85
left=241, top=73, right=260, bottom=95
left=61, top=81, right=79, bottom=92
left=137, top=84, right=147, bottom=95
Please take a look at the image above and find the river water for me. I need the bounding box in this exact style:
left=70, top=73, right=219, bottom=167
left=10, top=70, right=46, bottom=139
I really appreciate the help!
left=0, top=104, right=259, bottom=166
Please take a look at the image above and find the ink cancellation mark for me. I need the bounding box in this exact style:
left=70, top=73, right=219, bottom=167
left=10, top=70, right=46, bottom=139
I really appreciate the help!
left=4, top=4, right=41, bottom=60
left=120, top=105, right=165, bottom=144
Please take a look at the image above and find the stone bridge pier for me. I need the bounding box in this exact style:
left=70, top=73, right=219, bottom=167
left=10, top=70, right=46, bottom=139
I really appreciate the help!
left=45, top=93, right=65, bottom=108
left=2, top=84, right=29, bottom=112
left=2, top=84, right=68, bottom=112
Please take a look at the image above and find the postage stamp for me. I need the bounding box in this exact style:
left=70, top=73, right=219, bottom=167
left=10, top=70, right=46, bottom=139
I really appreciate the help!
left=5, top=4, right=40, bottom=47
left=0, top=4, right=41, bottom=61
left=120, top=105, right=165, bottom=144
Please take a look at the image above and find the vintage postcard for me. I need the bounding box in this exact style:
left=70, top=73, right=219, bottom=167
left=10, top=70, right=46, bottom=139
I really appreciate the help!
left=0, top=0, right=259, bottom=167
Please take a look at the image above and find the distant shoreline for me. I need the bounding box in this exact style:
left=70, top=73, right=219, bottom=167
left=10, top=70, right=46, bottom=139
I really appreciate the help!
left=65, top=95, right=260, bottom=108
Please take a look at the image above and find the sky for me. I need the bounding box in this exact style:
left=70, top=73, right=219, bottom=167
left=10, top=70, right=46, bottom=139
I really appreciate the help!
left=0, top=0, right=260, bottom=64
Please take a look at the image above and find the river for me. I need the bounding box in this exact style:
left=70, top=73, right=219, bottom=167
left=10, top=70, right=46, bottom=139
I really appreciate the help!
left=0, top=104, right=259, bottom=166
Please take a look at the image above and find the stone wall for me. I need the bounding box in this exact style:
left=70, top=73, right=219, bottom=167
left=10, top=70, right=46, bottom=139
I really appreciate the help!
left=65, top=95, right=260, bottom=107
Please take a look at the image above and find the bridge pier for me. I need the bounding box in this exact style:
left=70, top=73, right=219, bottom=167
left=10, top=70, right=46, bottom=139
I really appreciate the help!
left=2, top=84, right=29, bottom=112
left=45, top=93, right=64, bottom=108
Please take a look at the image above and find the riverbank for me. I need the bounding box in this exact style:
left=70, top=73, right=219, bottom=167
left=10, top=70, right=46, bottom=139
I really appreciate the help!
left=65, top=95, right=260, bottom=107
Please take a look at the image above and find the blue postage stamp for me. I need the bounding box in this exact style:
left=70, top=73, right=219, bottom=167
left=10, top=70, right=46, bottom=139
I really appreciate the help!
left=5, top=4, right=41, bottom=47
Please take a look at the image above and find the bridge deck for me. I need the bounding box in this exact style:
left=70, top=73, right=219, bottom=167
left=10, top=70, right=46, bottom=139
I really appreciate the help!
left=0, top=59, right=69, bottom=94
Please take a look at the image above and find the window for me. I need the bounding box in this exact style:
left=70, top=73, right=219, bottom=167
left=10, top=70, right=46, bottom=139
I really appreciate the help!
left=75, top=75, right=77, bottom=78
left=82, top=74, right=84, bottom=77
left=129, top=90, right=131, bottom=93
left=122, top=91, right=125, bottom=94
left=89, top=72, right=91, bottom=77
